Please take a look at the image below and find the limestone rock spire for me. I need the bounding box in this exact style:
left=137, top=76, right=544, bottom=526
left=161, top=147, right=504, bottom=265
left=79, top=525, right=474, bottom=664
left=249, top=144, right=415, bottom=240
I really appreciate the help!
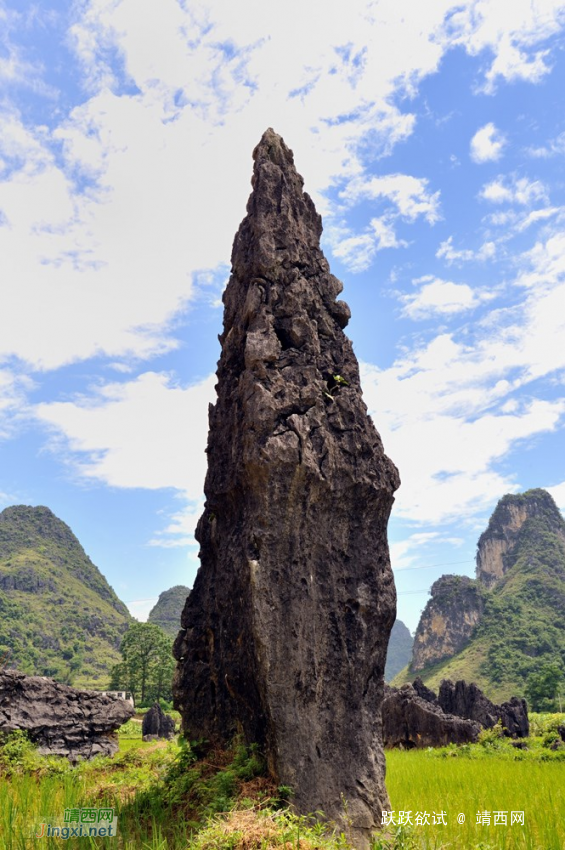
left=173, top=129, right=400, bottom=847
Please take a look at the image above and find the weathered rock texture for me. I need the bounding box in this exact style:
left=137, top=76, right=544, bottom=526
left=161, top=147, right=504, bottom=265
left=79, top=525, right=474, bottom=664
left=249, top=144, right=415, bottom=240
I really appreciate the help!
left=173, top=129, right=399, bottom=845
left=383, top=684, right=481, bottom=748
left=476, top=489, right=565, bottom=588
left=383, top=678, right=528, bottom=748
left=142, top=702, right=176, bottom=739
left=401, top=489, right=565, bottom=701
left=411, top=576, right=484, bottom=671
left=0, top=670, right=133, bottom=759
left=437, top=680, right=529, bottom=738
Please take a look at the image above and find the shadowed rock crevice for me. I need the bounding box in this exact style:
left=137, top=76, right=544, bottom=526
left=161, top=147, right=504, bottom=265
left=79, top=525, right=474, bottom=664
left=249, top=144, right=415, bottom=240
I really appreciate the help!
left=173, top=129, right=399, bottom=846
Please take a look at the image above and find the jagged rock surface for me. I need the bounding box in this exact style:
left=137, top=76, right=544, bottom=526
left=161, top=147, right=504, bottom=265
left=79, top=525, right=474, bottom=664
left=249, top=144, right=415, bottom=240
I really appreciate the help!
left=0, top=670, right=133, bottom=759
left=173, top=129, right=399, bottom=845
left=476, top=489, right=565, bottom=588
left=142, top=702, right=176, bottom=739
left=383, top=684, right=481, bottom=748
left=438, top=680, right=529, bottom=737
left=400, top=489, right=565, bottom=700
left=411, top=575, right=484, bottom=672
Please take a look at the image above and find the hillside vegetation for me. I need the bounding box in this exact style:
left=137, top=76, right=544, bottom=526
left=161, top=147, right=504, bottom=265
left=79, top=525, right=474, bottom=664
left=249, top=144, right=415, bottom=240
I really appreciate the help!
left=148, top=585, right=190, bottom=638
left=385, top=620, right=413, bottom=682
left=0, top=505, right=131, bottom=687
left=394, top=490, right=565, bottom=702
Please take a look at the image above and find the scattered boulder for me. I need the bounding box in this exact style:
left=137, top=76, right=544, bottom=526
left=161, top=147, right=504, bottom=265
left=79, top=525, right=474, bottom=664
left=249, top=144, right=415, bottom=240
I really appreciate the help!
left=383, top=678, right=529, bottom=748
left=173, top=129, right=399, bottom=848
left=0, top=670, right=133, bottom=759
left=383, top=684, right=481, bottom=748
left=142, top=702, right=175, bottom=740
left=412, top=676, right=437, bottom=704
left=438, top=679, right=529, bottom=738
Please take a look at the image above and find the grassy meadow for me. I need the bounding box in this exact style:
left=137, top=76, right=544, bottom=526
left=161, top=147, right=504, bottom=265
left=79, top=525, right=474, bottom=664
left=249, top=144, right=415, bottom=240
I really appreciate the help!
left=1, top=714, right=564, bottom=849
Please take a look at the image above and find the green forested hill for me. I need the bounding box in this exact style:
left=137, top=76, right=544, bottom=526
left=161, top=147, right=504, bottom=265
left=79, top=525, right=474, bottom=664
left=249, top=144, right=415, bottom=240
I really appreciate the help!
left=148, top=584, right=190, bottom=638
left=393, top=490, right=565, bottom=702
left=0, top=505, right=131, bottom=687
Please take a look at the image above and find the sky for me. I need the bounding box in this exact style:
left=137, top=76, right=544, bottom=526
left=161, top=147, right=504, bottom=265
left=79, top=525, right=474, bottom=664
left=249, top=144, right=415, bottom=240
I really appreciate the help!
left=1, top=0, right=565, bottom=634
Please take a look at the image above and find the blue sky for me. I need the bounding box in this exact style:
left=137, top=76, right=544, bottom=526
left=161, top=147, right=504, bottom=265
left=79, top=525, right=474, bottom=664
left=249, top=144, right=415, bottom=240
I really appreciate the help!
left=1, top=0, right=565, bottom=633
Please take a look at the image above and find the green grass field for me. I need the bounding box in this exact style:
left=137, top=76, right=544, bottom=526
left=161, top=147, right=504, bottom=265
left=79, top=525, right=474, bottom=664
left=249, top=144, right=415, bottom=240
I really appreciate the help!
left=386, top=749, right=565, bottom=849
left=1, top=716, right=564, bottom=849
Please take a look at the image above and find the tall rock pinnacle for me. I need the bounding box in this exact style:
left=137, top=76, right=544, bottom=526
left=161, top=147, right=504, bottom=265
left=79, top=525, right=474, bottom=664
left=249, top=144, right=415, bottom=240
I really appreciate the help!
left=173, top=129, right=400, bottom=845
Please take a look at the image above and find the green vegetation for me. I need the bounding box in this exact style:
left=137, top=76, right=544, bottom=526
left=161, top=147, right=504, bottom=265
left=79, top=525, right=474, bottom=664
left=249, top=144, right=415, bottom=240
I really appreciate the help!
left=0, top=506, right=131, bottom=687
left=148, top=585, right=191, bottom=638
left=395, top=490, right=565, bottom=702
left=1, top=714, right=565, bottom=848
left=109, top=621, right=176, bottom=705
left=385, top=620, right=413, bottom=682
left=525, top=662, right=565, bottom=712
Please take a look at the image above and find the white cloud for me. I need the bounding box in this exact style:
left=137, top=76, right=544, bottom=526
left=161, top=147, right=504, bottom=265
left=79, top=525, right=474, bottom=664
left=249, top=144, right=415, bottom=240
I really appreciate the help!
left=341, top=174, right=441, bottom=223
left=332, top=174, right=440, bottom=271
left=527, top=131, right=565, bottom=158
left=330, top=215, right=407, bottom=272
left=0, top=369, right=34, bottom=440
left=548, top=481, right=565, bottom=514
left=148, top=499, right=204, bottom=548
left=360, top=221, right=565, bottom=525
left=401, top=277, right=494, bottom=320
left=480, top=175, right=548, bottom=205
left=390, top=531, right=464, bottom=572
left=0, top=0, right=562, bottom=371
left=439, top=0, right=565, bottom=94
left=470, top=122, right=506, bottom=163
left=436, top=236, right=496, bottom=264
left=125, top=598, right=158, bottom=622
left=35, top=371, right=215, bottom=497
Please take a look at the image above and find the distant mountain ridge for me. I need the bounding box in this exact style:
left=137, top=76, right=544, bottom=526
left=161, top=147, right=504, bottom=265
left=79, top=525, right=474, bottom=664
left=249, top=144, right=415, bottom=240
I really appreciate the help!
left=0, top=505, right=131, bottom=687
left=394, top=489, right=565, bottom=701
left=385, top=619, right=413, bottom=681
left=148, top=585, right=190, bottom=638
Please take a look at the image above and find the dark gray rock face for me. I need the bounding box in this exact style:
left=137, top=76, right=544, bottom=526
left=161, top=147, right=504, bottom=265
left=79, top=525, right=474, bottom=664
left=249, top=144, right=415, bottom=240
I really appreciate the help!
left=142, top=702, right=175, bottom=739
left=0, top=670, right=133, bottom=759
left=412, top=676, right=437, bottom=704
left=383, top=684, right=481, bottom=748
left=436, top=679, right=529, bottom=738
left=173, top=129, right=399, bottom=845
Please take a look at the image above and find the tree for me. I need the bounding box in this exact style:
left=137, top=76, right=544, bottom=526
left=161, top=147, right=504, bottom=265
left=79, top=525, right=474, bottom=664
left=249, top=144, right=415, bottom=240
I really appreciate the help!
left=109, top=622, right=175, bottom=705
left=525, top=661, right=564, bottom=712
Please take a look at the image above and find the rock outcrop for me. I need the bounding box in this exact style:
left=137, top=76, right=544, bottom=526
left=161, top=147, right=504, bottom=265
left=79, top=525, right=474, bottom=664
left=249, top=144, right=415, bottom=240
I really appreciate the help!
left=383, top=678, right=528, bottom=747
left=0, top=670, right=133, bottom=759
left=402, top=489, right=565, bottom=700
left=148, top=585, right=191, bottom=638
left=411, top=576, right=484, bottom=672
left=438, top=680, right=529, bottom=737
left=173, top=129, right=399, bottom=846
left=142, top=702, right=176, bottom=740
left=476, top=489, right=565, bottom=588
left=383, top=684, right=481, bottom=748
